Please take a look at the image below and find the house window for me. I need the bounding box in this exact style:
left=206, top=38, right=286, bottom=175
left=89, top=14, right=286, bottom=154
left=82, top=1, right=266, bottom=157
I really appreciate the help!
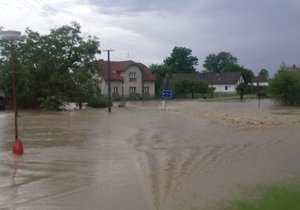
left=143, top=86, right=149, bottom=93
left=113, top=86, right=118, bottom=93
left=129, top=86, right=136, bottom=94
left=225, top=86, right=228, bottom=91
left=129, top=72, right=137, bottom=82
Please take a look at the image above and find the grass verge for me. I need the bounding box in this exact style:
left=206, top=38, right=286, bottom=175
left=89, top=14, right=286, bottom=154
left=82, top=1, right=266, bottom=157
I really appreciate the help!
left=223, top=184, right=300, bottom=210
left=205, top=94, right=257, bottom=102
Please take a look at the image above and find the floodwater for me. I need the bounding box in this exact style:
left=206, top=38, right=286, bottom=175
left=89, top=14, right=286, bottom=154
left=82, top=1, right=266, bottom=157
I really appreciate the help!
left=0, top=99, right=300, bottom=210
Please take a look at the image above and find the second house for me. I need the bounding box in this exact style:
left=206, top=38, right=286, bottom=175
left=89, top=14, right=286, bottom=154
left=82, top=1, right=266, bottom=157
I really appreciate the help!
left=96, top=60, right=156, bottom=99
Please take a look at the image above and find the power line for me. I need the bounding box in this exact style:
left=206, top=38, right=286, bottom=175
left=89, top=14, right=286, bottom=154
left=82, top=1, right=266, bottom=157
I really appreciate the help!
left=18, top=0, right=58, bottom=27
left=18, top=0, right=66, bottom=27
left=33, top=0, right=69, bottom=25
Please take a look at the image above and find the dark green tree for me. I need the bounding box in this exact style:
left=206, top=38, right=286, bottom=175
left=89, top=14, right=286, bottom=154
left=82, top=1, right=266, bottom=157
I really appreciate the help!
left=163, top=46, right=198, bottom=73
left=269, top=70, right=300, bottom=105
left=0, top=22, right=101, bottom=110
left=236, top=82, right=248, bottom=100
left=277, top=62, right=288, bottom=73
left=203, top=51, right=238, bottom=73
left=170, top=79, right=209, bottom=98
left=223, top=63, right=254, bottom=83
left=149, top=64, right=171, bottom=95
left=258, top=68, right=269, bottom=79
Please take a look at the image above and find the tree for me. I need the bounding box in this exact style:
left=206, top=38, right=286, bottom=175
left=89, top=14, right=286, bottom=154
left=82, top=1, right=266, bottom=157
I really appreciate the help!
left=170, top=79, right=209, bottom=98
left=223, top=63, right=254, bottom=83
left=236, top=83, right=248, bottom=100
left=258, top=68, right=269, bottom=79
left=277, top=62, right=288, bottom=73
left=149, top=64, right=171, bottom=95
left=203, top=51, right=238, bottom=73
left=163, top=46, right=198, bottom=73
left=0, top=22, right=101, bottom=110
left=269, top=70, right=300, bottom=106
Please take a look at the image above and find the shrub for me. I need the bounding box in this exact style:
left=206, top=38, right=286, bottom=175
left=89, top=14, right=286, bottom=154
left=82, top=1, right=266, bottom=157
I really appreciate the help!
left=39, top=95, right=66, bottom=111
left=87, top=96, right=112, bottom=108
left=269, top=71, right=300, bottom=105
left=129, top=93, right=141, bottom=100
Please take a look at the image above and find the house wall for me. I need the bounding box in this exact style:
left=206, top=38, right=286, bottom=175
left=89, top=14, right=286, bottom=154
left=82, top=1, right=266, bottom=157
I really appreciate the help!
left=252, top=82, right=269, bottom=86
left=212, top=76, right=245, bottom=93
left=144, top=81, right=155, bottom=97
left=213, top=84, right=237, bottom=93
left=122, top=65, right=143, bottom=97
left=101, top=65, right=155, bottom=98
left=212, top=76, right=244, bottom=93
left=101, top=80, right=123, bottom=97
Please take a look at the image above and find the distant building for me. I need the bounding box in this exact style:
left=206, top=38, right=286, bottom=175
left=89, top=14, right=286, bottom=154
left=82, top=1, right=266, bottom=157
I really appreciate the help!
left=252, top=75, right=269, bottom=86
left=287, top=65, right=300, bottom=72
left=96, top=60, right=156, bottom=98
left=171, top=72, right=245, bottom=93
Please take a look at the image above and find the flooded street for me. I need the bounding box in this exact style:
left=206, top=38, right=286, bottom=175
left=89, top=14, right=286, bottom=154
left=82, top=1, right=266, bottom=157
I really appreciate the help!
left=1, top=99, right=300, bottom=210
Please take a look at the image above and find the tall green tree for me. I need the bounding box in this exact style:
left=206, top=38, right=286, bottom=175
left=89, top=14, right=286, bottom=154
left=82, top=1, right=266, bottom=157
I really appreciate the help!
left=202, top=51, right=254, bottom=83
left=203, top=51, right=238, bottom=73
left=163, top=46, right=198, bottom=73
left=170, top=79, right=209, bottom=98
left=0, top=22, right=101, bottom=110
left=223, top=63, right=254, bottom=83
left=258, top=68, right=269, bottom=79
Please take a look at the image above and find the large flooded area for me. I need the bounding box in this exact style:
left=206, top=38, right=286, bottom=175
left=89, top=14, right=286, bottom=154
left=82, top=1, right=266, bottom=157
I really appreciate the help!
left=0, top=99, right=300, bottom=210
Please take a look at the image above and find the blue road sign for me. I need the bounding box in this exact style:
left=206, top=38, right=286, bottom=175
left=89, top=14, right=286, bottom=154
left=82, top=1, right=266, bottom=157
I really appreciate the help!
left=162, top=90, right=172, bottom=99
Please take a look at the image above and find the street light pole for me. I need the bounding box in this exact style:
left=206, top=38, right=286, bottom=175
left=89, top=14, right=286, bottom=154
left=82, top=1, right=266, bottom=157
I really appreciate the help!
left=0, top=30, right=23, bottom=155
left=10, top=42, right=18, bottom=140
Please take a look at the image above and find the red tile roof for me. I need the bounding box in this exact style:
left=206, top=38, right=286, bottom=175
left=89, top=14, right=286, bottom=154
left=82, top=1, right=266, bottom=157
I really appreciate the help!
left=96, top=60, right=155, bottom=81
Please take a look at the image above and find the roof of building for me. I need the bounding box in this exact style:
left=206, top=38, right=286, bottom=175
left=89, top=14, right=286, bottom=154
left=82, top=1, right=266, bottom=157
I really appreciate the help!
left=171, top=72, right=243, bottom=85
left=253, top=75, right=268, bottom=83
left=287, top=65, right=300, bottom=72
left=96, top=60, right=156, bottom=81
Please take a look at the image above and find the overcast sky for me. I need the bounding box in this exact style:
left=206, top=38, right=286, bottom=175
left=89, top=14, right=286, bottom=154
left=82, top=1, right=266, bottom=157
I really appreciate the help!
left=1, top=0, right=300, bottom=76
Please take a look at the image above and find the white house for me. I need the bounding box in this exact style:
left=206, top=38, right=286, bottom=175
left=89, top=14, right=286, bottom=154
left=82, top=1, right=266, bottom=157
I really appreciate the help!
left=171, top=72, right=245, bottom=93
left=203, top=72, right=245, bottom=93
left=96, top=60, right=156, bottom=98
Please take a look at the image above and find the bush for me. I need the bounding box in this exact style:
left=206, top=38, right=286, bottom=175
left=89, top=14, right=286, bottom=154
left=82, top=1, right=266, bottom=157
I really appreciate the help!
left=39, top=95, right=66, bottom=111
left=87, top=96, right=112, bottom=108
left=129, top=93, right=141, bottom=100
left=269, top=71, right=300, bottom=105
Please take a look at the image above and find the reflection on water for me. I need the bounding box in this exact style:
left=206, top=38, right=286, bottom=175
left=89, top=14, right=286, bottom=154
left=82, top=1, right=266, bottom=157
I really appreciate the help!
left=0, top=100, right=300, bottom=210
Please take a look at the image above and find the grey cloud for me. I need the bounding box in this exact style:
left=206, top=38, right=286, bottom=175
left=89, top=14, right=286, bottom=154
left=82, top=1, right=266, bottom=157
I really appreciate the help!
left=76, top=0, right=300, bottom=75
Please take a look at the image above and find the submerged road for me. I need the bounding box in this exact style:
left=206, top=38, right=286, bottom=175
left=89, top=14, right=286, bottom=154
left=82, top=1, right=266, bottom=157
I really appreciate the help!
left=0, top=100, right=300, bottom=210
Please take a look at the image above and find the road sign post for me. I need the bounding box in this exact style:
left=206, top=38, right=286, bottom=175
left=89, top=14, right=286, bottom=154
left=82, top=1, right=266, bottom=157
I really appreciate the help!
left=162, top=90, right=172, bottom=111
left=162, top=90, right=172, bottom=99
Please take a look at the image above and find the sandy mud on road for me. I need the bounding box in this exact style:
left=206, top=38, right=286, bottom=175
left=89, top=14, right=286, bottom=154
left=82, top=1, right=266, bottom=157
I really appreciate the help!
left=0, top=99, right=300, bottom=210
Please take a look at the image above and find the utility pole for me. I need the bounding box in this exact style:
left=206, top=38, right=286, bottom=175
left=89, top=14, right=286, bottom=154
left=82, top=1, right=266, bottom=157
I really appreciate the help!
left=104, top=50, right=114, bottom=112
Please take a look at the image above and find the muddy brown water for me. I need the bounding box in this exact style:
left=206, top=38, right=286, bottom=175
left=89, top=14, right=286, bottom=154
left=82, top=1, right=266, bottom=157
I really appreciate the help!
left=0, top=99, right=300, bottom=210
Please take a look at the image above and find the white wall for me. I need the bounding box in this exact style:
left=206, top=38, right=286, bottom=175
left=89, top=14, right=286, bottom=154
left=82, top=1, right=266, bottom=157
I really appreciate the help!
left=213, top=84, right=237, bottom=93
left=122, top=66, right=143, bottom=96
left=252, top=82, right=269, bottom=86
